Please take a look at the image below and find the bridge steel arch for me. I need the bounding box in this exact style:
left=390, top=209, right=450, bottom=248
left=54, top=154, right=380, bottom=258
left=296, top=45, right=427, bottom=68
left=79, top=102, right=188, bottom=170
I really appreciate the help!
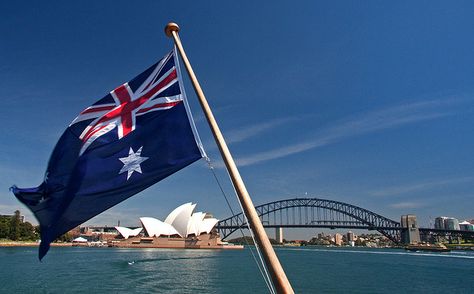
left=216, top=198, right=402, bottom=243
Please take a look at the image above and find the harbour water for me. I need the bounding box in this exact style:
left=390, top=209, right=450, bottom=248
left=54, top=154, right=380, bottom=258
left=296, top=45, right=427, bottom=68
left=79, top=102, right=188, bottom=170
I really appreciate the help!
left=0, top=246, right=472, bottom=293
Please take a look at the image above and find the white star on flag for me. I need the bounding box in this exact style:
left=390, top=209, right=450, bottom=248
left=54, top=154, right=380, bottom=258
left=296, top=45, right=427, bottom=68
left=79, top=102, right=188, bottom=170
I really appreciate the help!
left=119, top=146, right=149, bottom=180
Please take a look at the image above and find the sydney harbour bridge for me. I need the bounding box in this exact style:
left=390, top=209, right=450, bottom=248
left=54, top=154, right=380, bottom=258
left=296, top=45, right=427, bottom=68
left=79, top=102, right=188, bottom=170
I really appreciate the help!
left=216, top=198, right=474, bottom=243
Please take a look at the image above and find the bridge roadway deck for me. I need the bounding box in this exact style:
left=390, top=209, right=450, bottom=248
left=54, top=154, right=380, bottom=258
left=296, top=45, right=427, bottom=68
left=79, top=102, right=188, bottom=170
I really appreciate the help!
left=217, top=224, right=402, bottom=230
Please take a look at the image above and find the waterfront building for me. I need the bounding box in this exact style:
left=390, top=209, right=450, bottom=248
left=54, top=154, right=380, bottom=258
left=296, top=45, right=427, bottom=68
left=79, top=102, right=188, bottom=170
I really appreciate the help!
left=108, top=203, right=235, bottom=250
left=434, top=217, right=448, bottom=229
left=434, top=216, right=461, bottom=230
left=459, top=221, right=474, bottom=231
left=114, top=203, right=219, bottom=240
left=347, top=231, right=355, bottom=247
left=79, top=226, right=118, bottom=241
left=334, top=233, right=343, bottom=246
left=401, top=214, right=420, bottom=244
left=275, top=227, right=283, bottom=244
left=445, top=218, right=460, bottom=230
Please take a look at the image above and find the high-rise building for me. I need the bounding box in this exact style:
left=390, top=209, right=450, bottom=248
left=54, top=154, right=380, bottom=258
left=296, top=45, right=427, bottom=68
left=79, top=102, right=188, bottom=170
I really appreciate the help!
left=401, top=214, right=420, bottom=244
left=445, top=218, right=460, bottom=230
left=459, top=221, right=474, bottom=231
left=434, top=217, right=447, bottom=229
left=346, top=231, right=355, bottom=247
left=334, top=233, right=343, bottom=246
left=275, top=227, right=283, bottom=244
left=435, top=216, right=460, bottom=230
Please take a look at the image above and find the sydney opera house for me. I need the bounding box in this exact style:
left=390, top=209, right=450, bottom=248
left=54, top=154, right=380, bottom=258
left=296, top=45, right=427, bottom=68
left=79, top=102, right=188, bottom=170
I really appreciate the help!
left=110, top=203, right=241, bottom=249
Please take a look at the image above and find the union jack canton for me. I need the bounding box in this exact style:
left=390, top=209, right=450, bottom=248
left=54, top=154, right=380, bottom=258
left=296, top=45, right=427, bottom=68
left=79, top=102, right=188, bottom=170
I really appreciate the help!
left=72, top=51, right=185, bottom=155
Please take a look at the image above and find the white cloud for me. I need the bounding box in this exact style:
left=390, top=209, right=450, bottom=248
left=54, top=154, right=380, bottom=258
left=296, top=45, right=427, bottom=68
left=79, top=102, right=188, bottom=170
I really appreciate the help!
left=389, top=202, right=423, bottom=209
left=224, top=117, right=298, bottom=144
left=229, top=98, right=464, bottom=167
left=370, top=176, right=474, bottom=197
left=203, top=116, right=302, bottom=153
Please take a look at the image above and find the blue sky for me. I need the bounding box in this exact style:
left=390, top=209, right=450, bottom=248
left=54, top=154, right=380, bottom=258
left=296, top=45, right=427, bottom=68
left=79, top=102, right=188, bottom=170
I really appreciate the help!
left=1, top=1, right=473, bottom=239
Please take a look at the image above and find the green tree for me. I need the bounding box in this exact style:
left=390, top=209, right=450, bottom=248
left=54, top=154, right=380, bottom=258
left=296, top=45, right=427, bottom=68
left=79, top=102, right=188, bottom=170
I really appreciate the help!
left=56, top=232, right=73, bottom=242
left=34, top=225, right=41, bottom=236
left=9, top=210, right=21, bottom=241
left=0, top=218, right=9, bottom=239
left=19, top=221, right=37, bottom=241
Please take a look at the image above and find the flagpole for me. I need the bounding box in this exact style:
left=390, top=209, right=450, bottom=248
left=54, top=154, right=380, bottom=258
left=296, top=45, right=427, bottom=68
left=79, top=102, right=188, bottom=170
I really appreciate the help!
left=165, top=23, right=294, bottom=294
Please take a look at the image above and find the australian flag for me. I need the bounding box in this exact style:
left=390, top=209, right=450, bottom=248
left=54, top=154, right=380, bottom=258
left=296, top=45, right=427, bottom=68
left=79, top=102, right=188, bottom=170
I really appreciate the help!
left=11, top=49, right=205, bottom=259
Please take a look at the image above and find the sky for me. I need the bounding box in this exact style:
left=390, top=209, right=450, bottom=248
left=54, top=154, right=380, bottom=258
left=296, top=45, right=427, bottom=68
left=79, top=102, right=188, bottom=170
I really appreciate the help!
left=1, top=1, right=473, bottom=240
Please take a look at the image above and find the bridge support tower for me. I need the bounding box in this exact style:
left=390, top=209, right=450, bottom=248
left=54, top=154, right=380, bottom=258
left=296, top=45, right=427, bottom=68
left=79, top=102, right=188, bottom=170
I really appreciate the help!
left=401, top=214, right=420, bottom=244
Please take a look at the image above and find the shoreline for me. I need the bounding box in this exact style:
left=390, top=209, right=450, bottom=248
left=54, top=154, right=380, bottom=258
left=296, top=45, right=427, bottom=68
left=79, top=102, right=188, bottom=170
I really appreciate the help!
left=1, top=241, right=473, bottom=251
left=0, top=242, right=73, bottom=247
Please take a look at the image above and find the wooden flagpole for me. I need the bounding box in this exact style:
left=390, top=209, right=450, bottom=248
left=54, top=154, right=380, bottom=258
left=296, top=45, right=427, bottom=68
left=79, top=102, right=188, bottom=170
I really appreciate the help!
left=165, top=23, right=294, bottom=294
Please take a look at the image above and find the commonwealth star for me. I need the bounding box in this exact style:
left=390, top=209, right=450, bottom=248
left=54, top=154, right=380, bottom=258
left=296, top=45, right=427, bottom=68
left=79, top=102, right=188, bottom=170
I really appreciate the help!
left=119, top=146, right=149, bottom=180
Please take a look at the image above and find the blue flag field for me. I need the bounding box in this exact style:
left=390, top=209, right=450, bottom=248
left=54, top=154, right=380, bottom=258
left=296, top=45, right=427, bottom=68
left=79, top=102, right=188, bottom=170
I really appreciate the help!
left=11, top=49, right=204, bottom=259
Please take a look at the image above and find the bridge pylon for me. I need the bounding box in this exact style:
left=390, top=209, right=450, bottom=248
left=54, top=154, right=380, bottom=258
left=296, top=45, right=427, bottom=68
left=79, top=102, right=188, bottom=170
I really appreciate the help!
left=400, top=214, right=420, bottom=244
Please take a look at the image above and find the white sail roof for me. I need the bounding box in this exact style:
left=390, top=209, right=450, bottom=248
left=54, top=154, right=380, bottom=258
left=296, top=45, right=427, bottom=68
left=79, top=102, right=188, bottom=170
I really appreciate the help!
left=167, top=203, right=196, bottom=237
left=198, top=218, right=219, bottom=234
left=164, top=202, right=193, bottom=225
left=72, top=237, right=88, bottom=243
left=132, top=203, right=219, bottom=239
left=131, top=227, right=143, bottom=236
left=140, top=217, right=180, bottom=237
left=115, top=226, right=143, bottom=239
left=187, top=212, right=206, bottom=236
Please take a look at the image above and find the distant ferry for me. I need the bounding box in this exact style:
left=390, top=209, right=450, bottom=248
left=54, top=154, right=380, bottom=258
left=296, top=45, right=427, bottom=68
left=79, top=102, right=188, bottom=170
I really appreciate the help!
left=405, top=243, right=450, bottom=252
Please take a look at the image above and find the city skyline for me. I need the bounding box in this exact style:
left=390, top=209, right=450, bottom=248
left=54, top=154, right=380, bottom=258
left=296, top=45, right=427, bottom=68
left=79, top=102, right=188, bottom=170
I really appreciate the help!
left=1, top=2, right=474, bottom=239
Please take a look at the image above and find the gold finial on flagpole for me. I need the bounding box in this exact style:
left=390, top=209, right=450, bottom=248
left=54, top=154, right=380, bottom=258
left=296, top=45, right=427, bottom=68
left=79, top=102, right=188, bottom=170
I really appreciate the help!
left=165, top=22, right=180, bottom=37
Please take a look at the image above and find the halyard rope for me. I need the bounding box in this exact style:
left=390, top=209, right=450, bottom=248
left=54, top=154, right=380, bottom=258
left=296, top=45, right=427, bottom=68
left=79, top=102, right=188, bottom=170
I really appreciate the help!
left=206, top=157, right=276, bottom=294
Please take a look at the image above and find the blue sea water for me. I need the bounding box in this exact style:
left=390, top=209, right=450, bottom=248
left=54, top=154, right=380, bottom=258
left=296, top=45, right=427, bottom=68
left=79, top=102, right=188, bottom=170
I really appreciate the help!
left=0, top=246, right=472, bottom=293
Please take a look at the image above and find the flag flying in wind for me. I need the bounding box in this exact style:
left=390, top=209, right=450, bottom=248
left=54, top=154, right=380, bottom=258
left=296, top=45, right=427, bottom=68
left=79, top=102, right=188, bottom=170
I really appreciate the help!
left=11, top=49, right=205, bottom=259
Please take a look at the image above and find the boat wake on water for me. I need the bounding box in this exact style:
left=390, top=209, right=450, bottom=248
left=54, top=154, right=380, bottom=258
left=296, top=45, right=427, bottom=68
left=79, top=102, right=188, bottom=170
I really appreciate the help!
left=121, top=255, right=219, bottom=266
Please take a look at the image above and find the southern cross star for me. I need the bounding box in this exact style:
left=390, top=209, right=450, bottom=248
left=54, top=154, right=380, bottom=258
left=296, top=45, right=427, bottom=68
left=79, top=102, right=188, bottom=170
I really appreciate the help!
left=119, top=146, right=149, bottom=180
